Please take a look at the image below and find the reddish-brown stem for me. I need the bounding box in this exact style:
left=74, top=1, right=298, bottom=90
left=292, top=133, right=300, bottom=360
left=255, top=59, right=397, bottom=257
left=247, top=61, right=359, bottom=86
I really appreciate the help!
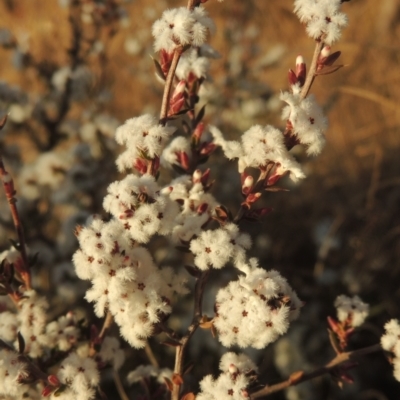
left=250, top=343, right=382, bottom=399
left=159, top=47, right=183, bottom=126
left=89, top=311, right=113, bottom=357
left=0, top=154, right=31, bottom=290
left=171, top=271, right=209, bottom=400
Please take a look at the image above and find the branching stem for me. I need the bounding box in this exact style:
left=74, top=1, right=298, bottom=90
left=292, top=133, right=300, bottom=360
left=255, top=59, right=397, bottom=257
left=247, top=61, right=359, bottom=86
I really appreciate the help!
left=250, top=343, right=382, bottom=398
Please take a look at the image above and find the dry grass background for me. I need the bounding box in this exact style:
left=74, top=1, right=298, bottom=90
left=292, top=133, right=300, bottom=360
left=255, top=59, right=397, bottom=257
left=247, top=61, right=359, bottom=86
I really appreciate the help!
left=0, top=0, right=399, bottom=399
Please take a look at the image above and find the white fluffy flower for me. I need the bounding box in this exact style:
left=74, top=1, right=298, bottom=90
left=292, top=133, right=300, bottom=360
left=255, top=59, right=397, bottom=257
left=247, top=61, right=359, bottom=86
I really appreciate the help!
left=0, top=348, right=30, bottom=398
left=176, top=48, right=210, bottom=80
left=42, top=313, right=80, bottom=352
left=103, top=174, right=180, bottom=243
left=17, top=290, right=48, bottom=357
left=73, top=216, right=187, bottom=348
left=381, top=319, right=400, bottom=382
left=209, top=125, right=305, bottom=181
left=334, top=295, right=369, bottom=328
left=152, top=7, right=215, bottom=52
left=280, top=91, right=327, bottom=155
left=161, top=136, right=192, bottom=168
left=214, top=262, right=302, bottom=348
left=115, top=114, right=176, bottom=172
left=57, top=353, right=99, bottom=400
left=98, top=337, right=125, bottom=370
left=190, top=223, right=251, bottom=270
left=294, top=0, right=348, bottom=45
left=166, top=175, right=218, bottom=244
left=0, top=311, right=18, bottom=343
left=197, top=352, right=257, bottom=400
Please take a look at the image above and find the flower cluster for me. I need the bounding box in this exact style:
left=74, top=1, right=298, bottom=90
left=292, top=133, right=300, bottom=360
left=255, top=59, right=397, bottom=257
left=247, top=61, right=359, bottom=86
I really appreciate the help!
left=103, top=174, right=180, bottom=243
left=74, top=218, right=188, bottom=348
left=209, top=125, right=305, bottom=181
left=280, top=91, right=327, bottom=155
left=190, top=223, right=251, bottom=270
left=152, top=7, right=215, bottom=52
left=168, top=172, right=218, bottom=244
left=114, top=114, right=176, bottom=172
left=0, top=348, right=30, bottom=399
left=334, top=294, right=369, bottom=328
left=53, top=352, right=100, bottom=400
left=197, top=352, right=257, bottom=400
left=381, top=319, right=400, bottom=382
left=213, top=260, right=302, bottom=349
left=294, top=0, right=348, bottom=44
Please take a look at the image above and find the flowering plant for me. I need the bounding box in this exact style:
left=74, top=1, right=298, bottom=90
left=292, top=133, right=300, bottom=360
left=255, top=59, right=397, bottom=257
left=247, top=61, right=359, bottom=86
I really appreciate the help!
left=0, top=0, right=398, bottom=399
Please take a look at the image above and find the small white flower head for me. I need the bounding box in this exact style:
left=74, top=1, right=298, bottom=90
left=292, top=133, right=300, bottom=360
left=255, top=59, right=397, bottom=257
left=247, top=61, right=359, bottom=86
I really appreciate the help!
left=214, top=264, right=302, bottom=349
left=0, top=311, right=18, bottom=342
left=115, top=114, right=176, bottom=172
left=294, top=0, right=348, bottom=45
left=57, top=352, right=100, bottom=400
left=176, top=48, right=210, bottom=80
left=166, top=175, right=218, bottom=243
left=197, top=352, right=257, bottom=400
left=209, top=125, right=305, bottom=181
left=73, top=218, right=132, bottom=281
left=381, top=319, right=400, bottom=382
left=190, top=223, right=251, bottom=270
left=152, top=7, right=215, bottom=52
left=103, top=174, right=180, bottom=243
left=98, top=336, right=125, bottom=370
left=280, top=91, right=327, bottom=156
left=17, top=290, right=48, bottom=357
left=0, top=348, right=30, bottom=398
left=161, top=136, right=192, bottom=168
left=334, top=295, right=369, bottom=328
left=381, top=319, right=400, bottom=356
left=43, top=313, right=80, bottom=352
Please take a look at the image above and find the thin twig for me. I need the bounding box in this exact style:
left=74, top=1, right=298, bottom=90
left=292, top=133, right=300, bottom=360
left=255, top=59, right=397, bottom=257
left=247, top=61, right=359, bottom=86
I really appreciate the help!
left=0, top=119, right=31, bottom=290
left=145, top=341, right=160, bottom=368
left=99, top=311, right=114, bottom=340
left=171, top=271, right=209, bottom=400
left=89, top=311, right=113, bottom=357
left=113, top=370, right=130, bottom=400
left=300, top=39, right=325, bottom=99
left=159, top=47, right=183, bottom=125
left=250, top=343, right=382, bottom=399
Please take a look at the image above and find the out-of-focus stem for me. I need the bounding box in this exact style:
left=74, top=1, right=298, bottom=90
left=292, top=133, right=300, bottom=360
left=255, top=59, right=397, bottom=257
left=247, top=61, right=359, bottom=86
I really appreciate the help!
left=0, top=136, right=31, bottom=290
left=113, top=370, right=129, bottom=400
left=145, top=341, right=159, bottom=368
left=171, top=271, right=209, bottom=400
left=250, top=343, right=382, bottom=399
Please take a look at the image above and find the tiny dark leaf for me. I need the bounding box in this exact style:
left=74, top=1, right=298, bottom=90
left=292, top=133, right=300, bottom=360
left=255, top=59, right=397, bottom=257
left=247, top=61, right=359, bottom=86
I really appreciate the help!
left=316, top=65, right=344, bottom=76
left=17, top=331, right=25, bottom=354
left=194, top=104, right=206, bottom=127
left=28, top=252, right=40, bottom=268
left=324, top=51, right=341, bottom=66
left=150, top=55, right=166, bottom=81
left=184, top=265, right=201, bottom=278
